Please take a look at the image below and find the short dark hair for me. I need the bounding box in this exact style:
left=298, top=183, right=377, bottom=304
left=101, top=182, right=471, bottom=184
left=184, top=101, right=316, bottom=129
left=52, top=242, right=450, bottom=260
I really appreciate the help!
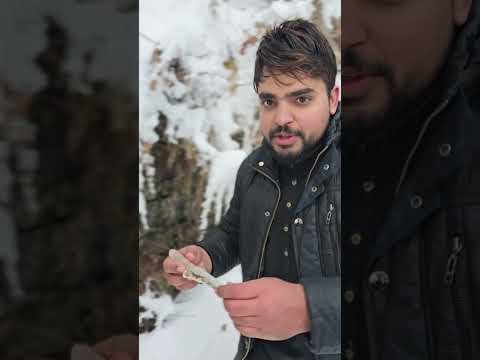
left=253, top=19, right=337, bottom=93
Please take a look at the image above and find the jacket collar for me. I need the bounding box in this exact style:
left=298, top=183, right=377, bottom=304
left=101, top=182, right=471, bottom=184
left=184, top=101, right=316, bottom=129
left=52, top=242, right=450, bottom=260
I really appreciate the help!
left=370, top=89, right=476, bottom=264
left=363, top=5, right=479, bottom=265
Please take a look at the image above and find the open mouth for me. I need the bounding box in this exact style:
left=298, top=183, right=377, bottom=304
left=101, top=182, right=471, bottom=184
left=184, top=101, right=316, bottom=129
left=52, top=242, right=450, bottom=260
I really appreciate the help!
left=274, top=133, right=298, bottom=146
left=342, top=73, right=379, bottom=98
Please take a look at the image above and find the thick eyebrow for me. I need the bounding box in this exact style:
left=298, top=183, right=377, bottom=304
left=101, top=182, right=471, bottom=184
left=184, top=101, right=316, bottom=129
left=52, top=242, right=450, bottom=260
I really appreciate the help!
left=286, top=88, right=315, bottom=97
left=258, top=88, right=315, bottom=100
left=258, top=92, right=275, bottom=100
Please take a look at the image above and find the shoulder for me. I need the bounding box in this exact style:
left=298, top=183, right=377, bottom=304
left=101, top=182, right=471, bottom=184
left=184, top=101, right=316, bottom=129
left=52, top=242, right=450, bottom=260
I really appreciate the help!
left=234, top=146, right=264, bottom=185
left=238, top=144, right=272, bottom=171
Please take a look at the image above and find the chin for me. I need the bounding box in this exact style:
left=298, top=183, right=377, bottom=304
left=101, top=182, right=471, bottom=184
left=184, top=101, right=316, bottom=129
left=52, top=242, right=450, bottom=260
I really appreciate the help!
left=274, top=146, right=301, bottom=158
left=273, top=149, right=303, bottom=165
left=343, top=101, right=390, bottom=130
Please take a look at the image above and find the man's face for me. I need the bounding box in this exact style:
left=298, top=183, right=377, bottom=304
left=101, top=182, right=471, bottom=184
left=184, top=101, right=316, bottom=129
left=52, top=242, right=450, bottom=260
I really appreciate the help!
left=258, top=73, right=339, bottom=162
left=342, top=0, right=472, bottom=131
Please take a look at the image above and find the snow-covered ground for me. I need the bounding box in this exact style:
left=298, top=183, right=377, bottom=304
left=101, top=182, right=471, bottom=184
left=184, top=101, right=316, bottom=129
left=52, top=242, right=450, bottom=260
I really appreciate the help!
left=140, top=266, right=243, bottom=360
left=139, top=1, right=340, bottom=359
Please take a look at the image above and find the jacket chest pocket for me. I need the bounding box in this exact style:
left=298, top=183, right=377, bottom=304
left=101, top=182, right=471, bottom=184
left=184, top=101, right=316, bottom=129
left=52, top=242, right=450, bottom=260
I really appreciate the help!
left=315, top=194, right=341, bottom=276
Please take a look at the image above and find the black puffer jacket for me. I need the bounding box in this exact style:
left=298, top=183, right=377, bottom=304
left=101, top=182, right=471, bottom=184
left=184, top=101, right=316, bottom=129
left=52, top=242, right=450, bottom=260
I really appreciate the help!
left=199, top=115, right=341, bottom=360
left=349, top=3, right=480, bottom=360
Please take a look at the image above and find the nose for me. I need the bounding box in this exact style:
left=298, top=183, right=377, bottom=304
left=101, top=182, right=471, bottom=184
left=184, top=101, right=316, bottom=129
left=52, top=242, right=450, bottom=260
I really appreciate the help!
left=274, top=102, right=294, bottom=127
left=341, top=0, right=368, bottom=52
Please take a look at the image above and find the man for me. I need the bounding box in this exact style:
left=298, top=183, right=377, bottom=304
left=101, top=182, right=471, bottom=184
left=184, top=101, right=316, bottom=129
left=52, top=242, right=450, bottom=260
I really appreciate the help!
left=342, top=0, right=479, bottom=359
left=163, top=19, right=341, bottom=360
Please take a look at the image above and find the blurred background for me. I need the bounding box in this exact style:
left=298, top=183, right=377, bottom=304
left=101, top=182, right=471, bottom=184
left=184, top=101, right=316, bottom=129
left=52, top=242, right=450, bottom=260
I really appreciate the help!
left=138, top=1, right=340, bottom=359
left=0, top=1, right=138, bottom=358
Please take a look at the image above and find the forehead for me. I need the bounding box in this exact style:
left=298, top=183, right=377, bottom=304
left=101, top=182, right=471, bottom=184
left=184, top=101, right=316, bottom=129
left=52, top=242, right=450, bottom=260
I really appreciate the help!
left=257, top=72, right=327, bottom=95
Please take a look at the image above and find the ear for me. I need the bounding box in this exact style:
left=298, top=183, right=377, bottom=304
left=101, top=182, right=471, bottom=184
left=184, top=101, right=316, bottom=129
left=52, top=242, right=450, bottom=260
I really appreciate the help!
left=452, top=0, right=472, bottom=26
left=329, top=85, right=340, bottom=116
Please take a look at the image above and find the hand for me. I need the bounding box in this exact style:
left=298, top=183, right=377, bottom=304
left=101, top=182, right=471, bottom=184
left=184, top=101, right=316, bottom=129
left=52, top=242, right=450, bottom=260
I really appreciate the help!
left=93, top=335, right=138, bottom=360
left=162, top=245, right=213, bottom=290
left=216, top=277, right=311, bottom=341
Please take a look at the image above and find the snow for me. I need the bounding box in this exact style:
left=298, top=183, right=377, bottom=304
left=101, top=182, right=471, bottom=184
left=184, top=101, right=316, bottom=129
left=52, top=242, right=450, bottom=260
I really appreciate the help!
left=140, top=267, right=242, bottom=360
left=199, top=150, right=247, bottom=233
left=322, top=0, right=341, bottom=30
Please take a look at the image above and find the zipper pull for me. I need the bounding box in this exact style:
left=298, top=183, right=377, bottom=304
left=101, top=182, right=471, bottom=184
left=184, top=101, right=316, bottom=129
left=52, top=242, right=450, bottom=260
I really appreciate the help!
left=326, top=203, right=334, bottom=225
left=444, top=236, right=464, bottom=286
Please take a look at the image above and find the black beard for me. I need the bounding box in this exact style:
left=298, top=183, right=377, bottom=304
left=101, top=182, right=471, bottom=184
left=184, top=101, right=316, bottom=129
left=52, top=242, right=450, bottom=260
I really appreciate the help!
left=343, top=86, right=438, bottom=147
left=264, top=137, right=323, bottom=167
left=342, top=47, right=446, bottom=145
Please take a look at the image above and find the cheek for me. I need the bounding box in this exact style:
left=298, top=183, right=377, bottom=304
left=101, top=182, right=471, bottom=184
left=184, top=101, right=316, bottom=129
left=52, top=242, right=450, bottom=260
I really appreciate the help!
left=259, top=113, right=273, bottom=136
left=299, top=107, right=330, bottom=139
left=372, top=4, right=453, bottom=94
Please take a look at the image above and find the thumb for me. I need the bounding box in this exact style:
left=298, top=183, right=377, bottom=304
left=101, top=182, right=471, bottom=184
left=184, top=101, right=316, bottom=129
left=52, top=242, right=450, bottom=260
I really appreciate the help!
left=185, top=251, right=198, bottom=264
left=179, top=247, right=200, bottom=264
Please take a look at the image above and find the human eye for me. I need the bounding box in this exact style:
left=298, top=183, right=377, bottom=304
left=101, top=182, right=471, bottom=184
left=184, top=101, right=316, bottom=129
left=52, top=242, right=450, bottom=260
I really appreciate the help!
left=296, top=96, right=312, bottom=105
left=261, top=98, right=275, bottom=108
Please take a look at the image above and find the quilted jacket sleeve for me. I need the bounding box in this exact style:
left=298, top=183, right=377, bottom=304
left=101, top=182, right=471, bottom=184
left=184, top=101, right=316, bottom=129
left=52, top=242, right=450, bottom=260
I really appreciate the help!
left=302, top=275, right=341, bottom=357
left=196, top=160, right=247, bottom=277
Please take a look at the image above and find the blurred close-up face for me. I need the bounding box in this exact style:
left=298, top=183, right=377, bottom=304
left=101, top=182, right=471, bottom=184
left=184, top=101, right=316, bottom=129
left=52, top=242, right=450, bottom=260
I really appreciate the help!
left=258, top=72, right=339, bottom=162
left=342, top=0, right=472, bottom=131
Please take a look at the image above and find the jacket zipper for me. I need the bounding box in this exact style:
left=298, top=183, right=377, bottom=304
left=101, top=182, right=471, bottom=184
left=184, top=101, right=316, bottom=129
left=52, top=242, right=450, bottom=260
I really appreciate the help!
left=445, top=235, right=467, bottom=357
left=444, top=236, right=464, bottom=286
left=394, top=98, right=451, bottom=196
left=305, top=143, right=331, bottom=187
left=301, top=143, right=331, bottom=276
left=326, top=203, right=333, bottom=225
left=241, top=142, right=331, bottom=359
left=326, top=202, right=341, bottom=273
left=241, top=166, right=281, bottom=360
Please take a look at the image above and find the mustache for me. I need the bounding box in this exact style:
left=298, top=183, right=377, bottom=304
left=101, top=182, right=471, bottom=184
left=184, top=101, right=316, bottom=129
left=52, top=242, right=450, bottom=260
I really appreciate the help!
left=269, top=125, right=304, bottom=140
left=342, top=48, right=390, bottom=76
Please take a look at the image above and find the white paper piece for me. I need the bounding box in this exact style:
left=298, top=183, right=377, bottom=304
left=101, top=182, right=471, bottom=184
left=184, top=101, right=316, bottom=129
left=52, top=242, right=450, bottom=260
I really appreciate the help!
left=169, top=249, right=225, bottom=289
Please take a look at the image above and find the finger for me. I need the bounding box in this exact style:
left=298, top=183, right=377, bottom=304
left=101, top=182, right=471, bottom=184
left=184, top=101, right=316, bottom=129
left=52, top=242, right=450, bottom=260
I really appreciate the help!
left=166, top=274, right=190, bottom=287
left=166, top=273, right=199, bottom=289
left=236, top=325, right=259, bottom=338
left=185, top=252, right=196, bottom=263
left=176, top=281, right=198, bottom=290
left=163, top=256, right=182, bottom=274
left=216, top=281, right=258, bottom=300
left=165, top=273, right=182, bottom=283
left=231, top=315, right=259, bottom=328
left=223, top=298, right=258, bottom=317
left=179, top=247, right=199, bottom=265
